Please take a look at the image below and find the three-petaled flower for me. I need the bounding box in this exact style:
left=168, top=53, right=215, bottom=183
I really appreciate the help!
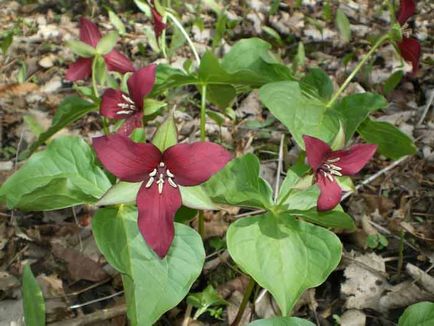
left=100, top=64, right=156, bottom=136
left=66, top=18, right=135, bottom=81
left=395, top=0, right=421, bottom=75
left=303, top=135, right=377, bottom=211
left=93, top=134, right=232, bottom=257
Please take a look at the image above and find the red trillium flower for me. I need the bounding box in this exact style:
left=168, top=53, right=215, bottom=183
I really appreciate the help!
left=100, top=64, right=156, bottom=136
left=93, top=134, right=232, bottom=258
left=150, top=0, right=166, bottom=37
left=66, top=18, right=135, bottom=81
left=395, top=0, right=421, bottom=75
left=303, top=135, right=377, bottom=211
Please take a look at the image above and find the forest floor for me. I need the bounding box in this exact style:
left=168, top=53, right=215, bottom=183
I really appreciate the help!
left=0, top=0, right=433, bottom=325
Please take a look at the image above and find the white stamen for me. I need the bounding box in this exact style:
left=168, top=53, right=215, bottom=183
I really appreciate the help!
left=159, top=162, right=165, bottom=168
left=329, top=164, right=342, bottom=171
left=122, top=94, right=135, bottom=104
left=116, top=110, right=133, bottom=115
left=330, top=170, right=342, bottom=176
left=145, top=177, right=154, bottom=188
left=149, top=168, right=157, bottom=177
left=327, top=157, right=341, bottom=163
left=166, top=169, right=174, bottom=178
left=168, top=178, right=177, bottom=188
left=326, top=173, right=334, bottom=182
left=156, top=174, right=164, bottom=194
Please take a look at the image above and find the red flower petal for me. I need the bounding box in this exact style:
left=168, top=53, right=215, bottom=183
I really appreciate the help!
left=104, top=50, right=135, bottom=74
left=117, top=113, right=143, bottom=136
left=151, top=8, right=166, bottom=37
left=79, top=17, right=101, bottom=47
left=329, top=144, right=377, bottom=175
left=163, top=142, right=232, bottom=186
left=137, top=182, right=182, bottom=258
left=316, top=173, right=342, bottom=211
left=100, top=88, right=132, bottom=119
left=396, top=0, right=416, bottom=25
left=303, top=135, right=332, bottom=171
left=398, top=37, right=421, bottom=75
left=92, top=134, right=161, bottom=182
left=127, top=64, right=157, bottom=110
left=65, top=58, right=92, bottom=81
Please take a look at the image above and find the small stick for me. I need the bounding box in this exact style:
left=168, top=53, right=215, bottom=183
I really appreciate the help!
left=182, top=304, right=193, bottom=326
left=417, top=90, right=434, bottom=126
left=341, top=156, right=409, bottom=200
left=69, top=291, right=124, bottom=310
left=49, top=304, right=126, bottom=326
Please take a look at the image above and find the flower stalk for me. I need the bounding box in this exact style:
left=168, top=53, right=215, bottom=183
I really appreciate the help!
left=231, top=277, right=255, bottom=326
left=326, top=33, right=390, bottom=108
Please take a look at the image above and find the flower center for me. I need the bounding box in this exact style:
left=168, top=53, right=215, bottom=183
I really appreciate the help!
left=144, top=162, right=178, bottom=194
left=116, top=94, right=137, bottom=115
left=319, top=157, right=342, bottom=182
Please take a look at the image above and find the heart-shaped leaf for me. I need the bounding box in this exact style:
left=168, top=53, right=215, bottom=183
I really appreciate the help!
left=92, top=206, right=205, bottom=325
left=227, top=213, right=342, bottom=315
left=398, top=302, right=434, bottom=326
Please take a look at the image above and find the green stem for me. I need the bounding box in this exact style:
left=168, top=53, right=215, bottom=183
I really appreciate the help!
left=160, top=14, right=168, bottom=59
left=91, top=57, right=99, bottom=98
left=231, top=277, right=255, bottom=326
left=326, top=33, right=390, bottom=108
left=200, top=84, right=207, bottom=141
left=166, top=11, right=201, bottom=66
left=198, top=211, right=205, bottom=239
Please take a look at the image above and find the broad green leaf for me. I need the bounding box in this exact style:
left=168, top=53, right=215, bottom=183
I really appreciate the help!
left=0, top=136, right=111, bottom=210
left=206, top=84, right=237, bottom=109
left=358, top=118, right=416, bottom=159
left=108, top=10, right=126, bottom=35
left=203, top=154, right=274, bottom=209
left=249, top=316, right=315, bottom=326
left=301, top=68, right=334, bottom=101
left=22, top=265, right=45, bottom=326
left=281, top=185, right=319, bottom=211
left=335, top=9, right=351, bottom=43
left=22, top=96, right=97, bottom=158
left=66, top=40, right=96, bottom=57
left=292, top=42, right=305, bottom=71
left=221, top=38, right=293, bottom=85
left=97, top=181, right=219, bottom=210
left=383, top=70, right=404, bottom=95
left=399, top=302, right=434, bottom=326
left=333, top=93, right=387, bottom=141
left=152, top=116, right=177, bottom=151
left=287, top=208, right=355, bottom=231
left=227, top=213, right=342, bottom=315
left=93, top=55, right=107, bottom=85
left=96, top=31, right=119, bottom=55
left=92, top=206, right=205, bottom=325
left=259, top=81, right=340, bottom=148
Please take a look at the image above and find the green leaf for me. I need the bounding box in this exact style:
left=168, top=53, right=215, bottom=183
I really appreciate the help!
left=187, top=285, right=227, bottom=319
left=66, top=40, right=96, bottom=57
left=92, top=206, right=205, bottom=325
left=335, top=9, right=351, bottom=43
left=203, top=154, right=274, bottom=209
left=96, top=31, right=119, bottom=55
left=206, top=84, right=237, bottom=109
left=0, top=136, right=111, bottom=210
left=333, top=93, right=387, bottom=141
left=221, top=38, right=293, bottom=85
left=301, top=68, right=334, bottom=101
left=1, top=32, right=13, bottom=54
left=358, top=118, right=416, bottom=159
left=399, top=302, right=434, bottom=326
left=227, top=213, right=342, bottom=315
left=93, top=55, right=107, bottom=85
left=249, top=316, right=315, bottom=326
left=22, top=96, right=97, bottom=158
left=292, top=42, right=305, bottom=71
left=287, top=208, right=356, bottom=231
left=97, top=181, right=219, bottom=210
left=22, top=265, right=45, bottom=326
left=259, top=81, right=340, bottom=148
left=383, top=70, right=404, bottom=95
left=108, top=10, right=126, bottom=35
left=152, top=116, right=177, bottom=151
left=143, top=99, right=167, bottom=116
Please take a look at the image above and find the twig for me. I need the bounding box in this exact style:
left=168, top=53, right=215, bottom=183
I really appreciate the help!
left=341, top=156, right=409, bottom=201
left=274, top=134, right=285, bottom=202
left=417, top=89, right=434, bottom=126
left=49, top=304, right=126, bottom=326
left=69, top=291, right=124, bottom=310
left=231, top=276, right=255, bottom=326
left=234, top=209, right=265, bottom=218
